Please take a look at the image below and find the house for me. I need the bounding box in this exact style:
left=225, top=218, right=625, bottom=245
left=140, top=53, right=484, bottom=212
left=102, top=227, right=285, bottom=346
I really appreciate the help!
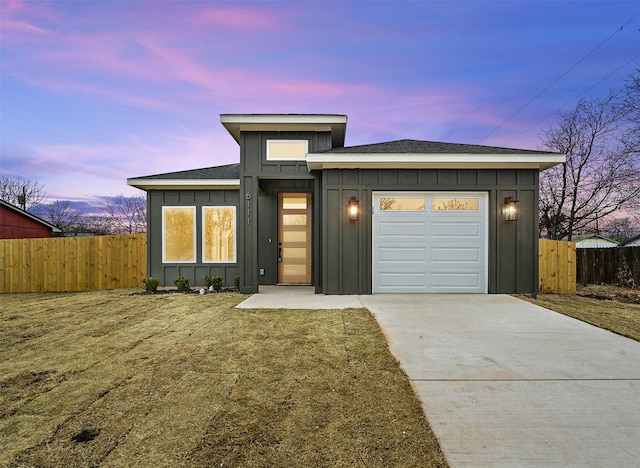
left=621, top=234, right=640, bottom=247
left=0, top=199, right=62, bottom=239
left=575, top=234, right=619, bottom=249
left=128, top=114, right=565, bottom=295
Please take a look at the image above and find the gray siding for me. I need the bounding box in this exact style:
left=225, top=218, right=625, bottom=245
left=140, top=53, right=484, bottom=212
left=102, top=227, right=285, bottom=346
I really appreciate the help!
left=237, top=131, right=332, bottom=293
left=147, top=189, right=240, bottom=288
left=256, top=179, right=316, bottom=286
left=321, top=169, right=539, bottom=295
left=240, top=131, right=333, bottom=177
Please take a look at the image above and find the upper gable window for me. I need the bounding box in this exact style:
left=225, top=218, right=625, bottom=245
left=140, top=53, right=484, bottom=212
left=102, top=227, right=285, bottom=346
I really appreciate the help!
left=266, top=140, right=308, bottom=161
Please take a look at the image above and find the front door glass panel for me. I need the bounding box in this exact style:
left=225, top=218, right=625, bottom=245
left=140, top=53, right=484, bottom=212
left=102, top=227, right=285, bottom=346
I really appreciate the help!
left=278, top=193, right=312, bottom=284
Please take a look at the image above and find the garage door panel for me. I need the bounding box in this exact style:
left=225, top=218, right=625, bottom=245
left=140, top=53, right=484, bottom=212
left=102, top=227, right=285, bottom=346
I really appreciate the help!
left=378, top=221, right=426, bottom=237
left=431, top=272, right=481, bottom=288
left=379, top=247, right=426, bottom=262
left=373, top=192, right=487, bottom=293
left=432, top=222, right=480, bottom=237
left=431, top=247, right=480, bottom=262
left=378, top=273, right=426, bottom=287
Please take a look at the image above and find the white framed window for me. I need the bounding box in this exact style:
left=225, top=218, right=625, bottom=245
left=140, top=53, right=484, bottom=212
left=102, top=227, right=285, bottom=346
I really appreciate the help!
left=432, top=197, right=480, bottom=211
left=202, top=206, right=236, bottom=263
left=162, top=206, right=196, bottom=263
left=379, top=197, right=426, bottom=211
left=266, top=139, right=308, bottom=161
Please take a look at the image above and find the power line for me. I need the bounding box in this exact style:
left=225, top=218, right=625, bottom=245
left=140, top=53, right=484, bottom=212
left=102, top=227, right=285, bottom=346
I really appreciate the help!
left=507, top=53, right=640, bottom=145
left=482, top=12, right=640, bottom=143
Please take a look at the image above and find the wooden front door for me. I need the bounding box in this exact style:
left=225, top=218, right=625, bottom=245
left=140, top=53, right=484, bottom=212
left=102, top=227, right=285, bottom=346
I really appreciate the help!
left=278, top=192, right=312, bottom=284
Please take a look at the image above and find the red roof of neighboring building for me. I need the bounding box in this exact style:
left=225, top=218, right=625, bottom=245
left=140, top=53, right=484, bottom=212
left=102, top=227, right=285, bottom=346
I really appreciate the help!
left=0, top=200, right=62, bottom=239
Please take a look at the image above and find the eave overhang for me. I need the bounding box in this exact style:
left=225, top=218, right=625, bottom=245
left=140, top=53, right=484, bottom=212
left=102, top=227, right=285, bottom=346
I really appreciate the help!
left=220, top=114, right=347, bottom=148
left=127, top=178, right=240, bottom=191
left=306, top=152, right=566, bottom=171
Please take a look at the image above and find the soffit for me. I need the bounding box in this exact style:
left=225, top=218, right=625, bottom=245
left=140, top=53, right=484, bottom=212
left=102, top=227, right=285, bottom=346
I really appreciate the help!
left=127, top=179, right=240, bottom=191
left=220, top=114, right=347, bottom=147
left=306, top=152, right=566, bottom=171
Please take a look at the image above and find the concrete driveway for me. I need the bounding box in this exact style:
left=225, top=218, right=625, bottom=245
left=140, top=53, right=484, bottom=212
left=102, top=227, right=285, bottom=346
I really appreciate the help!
left=361, top=294, right=640, bottom=467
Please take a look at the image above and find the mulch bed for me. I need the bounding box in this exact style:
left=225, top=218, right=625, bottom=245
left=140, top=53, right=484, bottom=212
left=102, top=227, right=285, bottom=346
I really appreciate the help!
left=131, top=287, right=238, bottom=295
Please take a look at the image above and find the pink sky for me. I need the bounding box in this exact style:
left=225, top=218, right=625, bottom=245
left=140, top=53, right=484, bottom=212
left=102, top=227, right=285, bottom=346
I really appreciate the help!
left=1, top=1, right=638, bottom=206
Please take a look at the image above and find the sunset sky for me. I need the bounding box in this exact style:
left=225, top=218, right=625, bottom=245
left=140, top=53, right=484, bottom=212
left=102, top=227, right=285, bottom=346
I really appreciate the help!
left=1, top=1, right=638, bottom=210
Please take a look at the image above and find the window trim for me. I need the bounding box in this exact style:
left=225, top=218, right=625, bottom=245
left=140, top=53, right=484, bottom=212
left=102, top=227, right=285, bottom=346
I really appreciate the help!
left=431, top=197, right=480, bottom=211
left=202, top=206, right=237, bottom=264
left=162, top=206, right=196, bottom=263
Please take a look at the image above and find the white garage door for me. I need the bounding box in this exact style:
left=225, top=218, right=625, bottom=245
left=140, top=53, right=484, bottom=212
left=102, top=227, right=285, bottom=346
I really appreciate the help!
left=373, top=192, right=487, bottom=293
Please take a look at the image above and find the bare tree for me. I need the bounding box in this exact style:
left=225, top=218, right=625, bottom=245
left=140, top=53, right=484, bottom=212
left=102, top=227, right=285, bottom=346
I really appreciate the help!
left=602, top=217, right=639, bottom=243
left=621, top=67, right=640, bottom=155
left=82, top=215, right=114, bottom=236
left=0, top=176, right=46, bottom=211
left=101, top=195, right=147, bottom=234
left=33, top=200, right=84, bottom=233
left=539, top=93, right=640, bottom=240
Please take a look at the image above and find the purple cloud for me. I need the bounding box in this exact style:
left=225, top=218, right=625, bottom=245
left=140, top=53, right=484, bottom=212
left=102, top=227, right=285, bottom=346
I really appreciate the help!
left=2, top=0, right=637, bottom=205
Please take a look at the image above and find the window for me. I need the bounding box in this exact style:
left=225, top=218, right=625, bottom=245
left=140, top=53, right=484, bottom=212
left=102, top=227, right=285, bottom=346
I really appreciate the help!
left=432, top=198, right=479, bottom=211
left=162, top=207, right=196, bottom=263
left=266, top=140, right=308, bottom=161
left=203, top=207, right=236, bottom=263
left=379, top=197, right=426, bottom=211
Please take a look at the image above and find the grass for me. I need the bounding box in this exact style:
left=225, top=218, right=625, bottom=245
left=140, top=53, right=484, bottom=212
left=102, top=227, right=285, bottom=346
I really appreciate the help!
left=0, top=289, right=447, bottom=467
left=519, top=285, right=640, bottom=342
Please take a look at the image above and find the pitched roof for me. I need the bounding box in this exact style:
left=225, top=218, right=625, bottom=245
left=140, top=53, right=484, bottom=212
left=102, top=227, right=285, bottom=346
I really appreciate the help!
left=130, top=163, right=240, bottom=180
left=127, top=164, right=240, bottom=191
left=319, top=139, right=558, bottom=155
left=307, top=139, right=565, bottom=171
left=0, top=199, right=62, bottom=233
left=575, top=234, right=619, bottom=248
left=620, top=233, right=640, bottom=247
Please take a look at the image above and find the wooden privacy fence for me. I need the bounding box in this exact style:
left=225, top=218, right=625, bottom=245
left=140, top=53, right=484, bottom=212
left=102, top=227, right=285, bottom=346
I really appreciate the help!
left=0, top=234, right=147, bottom=293
left=0, top=234, right=588, bottom=294
left=576, top=246, right=640, bottom=286
left=539, top=239, right=576, bottom=294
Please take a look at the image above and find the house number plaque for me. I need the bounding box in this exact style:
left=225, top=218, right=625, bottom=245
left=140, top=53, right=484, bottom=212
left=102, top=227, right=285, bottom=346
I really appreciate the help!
left=245, top=192, right=252, bottom=225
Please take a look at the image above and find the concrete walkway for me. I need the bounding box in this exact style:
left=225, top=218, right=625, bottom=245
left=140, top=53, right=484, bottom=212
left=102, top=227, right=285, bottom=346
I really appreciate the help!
left=237, top=291, right=640, bottom=467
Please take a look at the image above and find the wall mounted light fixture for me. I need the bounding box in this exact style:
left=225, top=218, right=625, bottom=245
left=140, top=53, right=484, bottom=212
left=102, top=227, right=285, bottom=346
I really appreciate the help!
left=503, top=196, right=519, bottom=221
left=348, top=196, right=359, bottom=221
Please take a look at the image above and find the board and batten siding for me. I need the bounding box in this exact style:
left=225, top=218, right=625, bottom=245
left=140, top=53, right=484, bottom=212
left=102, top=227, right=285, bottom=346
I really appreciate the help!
left=321, top=168, right=539, bottom=295
left=237, top=131, right=331, bottom=293
left=147, top=189, right=240, bottom=287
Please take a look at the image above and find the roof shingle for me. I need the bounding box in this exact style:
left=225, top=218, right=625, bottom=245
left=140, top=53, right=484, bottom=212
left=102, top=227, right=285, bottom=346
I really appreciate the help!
left=130, top=163, right=240, bottom=181
left=318, top=139, right=558, bottom=155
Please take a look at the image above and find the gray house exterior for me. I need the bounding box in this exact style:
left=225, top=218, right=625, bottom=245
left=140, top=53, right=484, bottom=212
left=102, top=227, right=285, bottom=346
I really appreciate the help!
left=128, top=114, right=564, bottom=295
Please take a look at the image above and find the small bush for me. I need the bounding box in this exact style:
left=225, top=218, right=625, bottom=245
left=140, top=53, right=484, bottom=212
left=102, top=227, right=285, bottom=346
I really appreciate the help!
left=616, top=262, right=637, bottom=289
left=142, top=277, right=160, bottom=293
left=204, top=274, right=224, bottom=291
left=174, top=276, right=191, bottom=293
left=235, top=276, right=240, bottom=289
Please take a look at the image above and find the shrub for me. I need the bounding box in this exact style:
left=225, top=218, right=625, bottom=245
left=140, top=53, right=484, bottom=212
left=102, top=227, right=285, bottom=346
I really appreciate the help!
left=235, top=275, right=240, bottom=289
left=204, top=274, right=224, bottom=291
left=174, top=276, right=191, bottom=293
left=616, top=262, right=637, bottom=289
left=142, top=277, right=159, bottom=293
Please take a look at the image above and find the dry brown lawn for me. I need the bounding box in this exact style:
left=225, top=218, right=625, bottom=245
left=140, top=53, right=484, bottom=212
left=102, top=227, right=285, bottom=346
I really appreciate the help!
left=519, top=285, right=640, bottom=342
left=0, top=289, right=447, bottom=467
